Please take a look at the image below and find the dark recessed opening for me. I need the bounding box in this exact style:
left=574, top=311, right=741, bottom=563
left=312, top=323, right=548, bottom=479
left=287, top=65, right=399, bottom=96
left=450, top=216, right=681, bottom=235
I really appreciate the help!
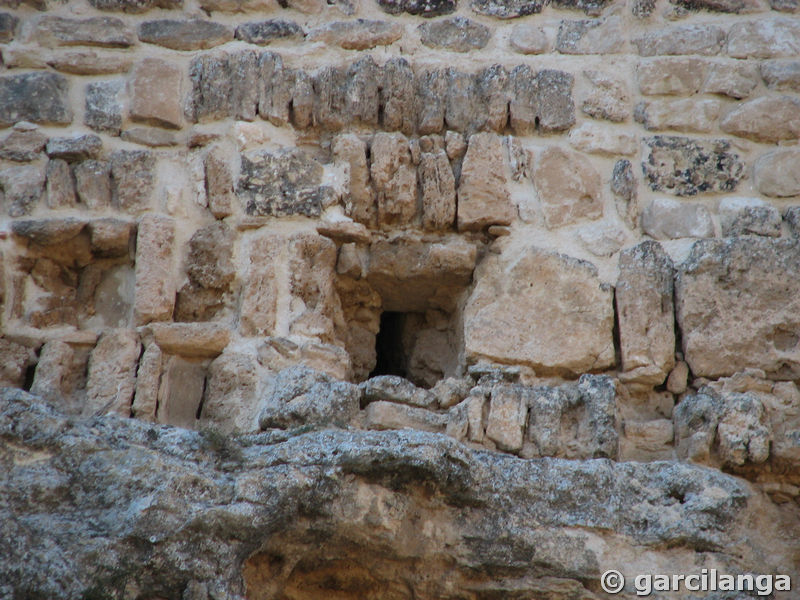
left=370, top=311, right=408, bottom=379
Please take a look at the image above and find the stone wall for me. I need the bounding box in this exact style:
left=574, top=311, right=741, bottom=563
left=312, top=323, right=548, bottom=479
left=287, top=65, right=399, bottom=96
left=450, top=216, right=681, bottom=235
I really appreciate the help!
left=1, top=0, right=800, bottom=595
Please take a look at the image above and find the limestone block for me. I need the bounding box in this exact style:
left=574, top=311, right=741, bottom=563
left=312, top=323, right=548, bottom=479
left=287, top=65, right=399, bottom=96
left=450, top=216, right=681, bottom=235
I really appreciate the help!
left=370, top=133, right=417, bottom=228
left=201, top=350, right=261, bottom=433
left=718, top=197, right=781, bottom=237
left=669, top=0, right=766, bottom=11
left=156, top=356, right=206, bottom=429
left=344, top=57, right=381, bottom=127
left=761, top=59, right=800, bottom=90
left=473, top=0, right=546, bottom=17
left=138, top=19, right=231, bottom=50
left=616, top=241, right=675, bottom=385
left=0, top=125, right=46, bottom=162
left=0, top=72, right=72, bottom=127
left=676, top=237, right=800, bottom=378
left=149, top=323, right=230, bottom=358
left=415, top=69, right=447, bottom=135
left=527, top=375, right=618, bottom=459
left=0, top=165, right=45, bottom=217
left=0, top=338, right=33, bottom=388
left=377, top=0, right=455, bottom=15
left=0, top=12, right=17, bottom=42
left=199, top=0, right=279, bottom=11
left=633, top=24, right=727, bottom=56
left=259, top=366, right=360, bottom=430
left=666, top=361, right=690, bottom=394
left=704, top=62, right=759, bottom=98
left=129, top=58, right=183, bottom=129
left=381, top=57, right=415, bottom=135
left=239, top=233, right=280, bottom=336
left=46, top=51, right=133, bottom=76
left=32, top=16, right=134, bottom=47
left=366, top=236, right=477, bottom=312
left=444, top=69, right=481, bottom=133
left=204, top=146, right=234, bottom=218
left=45, top=159, right=77, bottom=209
left=568, top=122, right=636, bottom=156
left=486, top=385, right=527, bottom=453
left=727, top=18, right=800, bottom=58
left=611, top=159, right=638, bottom=230
left=132, top=342, right=161, bottom=421
left=510, top=66, right=575, bottom=133
left=84, top=329, right=141, bottom=417
left=30, top=341, right=76, bottom=404
left=634, top=99, right=720, bottom=133
left=111, top=150, right=155, bottom=214
left=46, top=135, right=102, bottom=162
left=533, top=146, right=602, bottom=228
left=418, top=146, right=456, bottom=231
left=333, top=134, right=375, bottom=227
left=308, top=19, right=402, bottom=49
left=235, top=20, right=304, bottom=44
left=134, top=214, right=175, bottom=325
left=457, top=132, right=514, bottom=231
left=313, top=66, right=348, bottom=130
left=185, top=223, right=235, bottom=290
left=576, top=222, right=626, bottom=257
left=637, top=57, right=708, bottom=95
left=85, top=80, right=124, bottom=134
left=464, top=245, right=614, bottom=375
left=720, top=96, right=800, bottom=143
left=11, top=217, right=85, bottom=245
left=754, top=149, right=800, bottom=198
left=642, top=198, right=714, bottom=240
left=509, top=24, right=549, bottom=54
left=74, top=160, right=111, bottom=210
left=433, top=377, right=472, bottom=409
left=642, top=136, right=742, bottom=197
left=555, top=16, right=626, bottom=55
left=622, top=419, right=673, bottom=461
left=581, top=70, right=630, bottom=122
left=189, top=53, right=233, bottom=122
left=360, top=375, right=437, bottom=409
left=89, top=0, right=183, bottom=10
left=365, top=401, right=446, bottom=432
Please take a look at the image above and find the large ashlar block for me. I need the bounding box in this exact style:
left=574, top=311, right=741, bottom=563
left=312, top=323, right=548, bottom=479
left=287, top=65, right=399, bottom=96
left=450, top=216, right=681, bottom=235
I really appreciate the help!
left=676, top=238, right=800, bottom=379
left=616, top=241, right=676, bottom=385
left=464, top=245, right=614, bottom=375
left=533, top=146, right=602, bottom=228
left=134, top=214, right=176, bottom=325
left=457, top=132, right=514, bottom=232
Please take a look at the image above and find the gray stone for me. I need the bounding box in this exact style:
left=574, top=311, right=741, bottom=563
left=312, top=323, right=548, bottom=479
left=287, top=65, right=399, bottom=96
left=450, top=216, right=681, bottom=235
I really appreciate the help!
left=0, top=125, right=46, bottom=161
left=88, top=217, right=134, bottom=256
left=84, top=329, right=141, bottom=417
left=11, top=218, right=85, bottom=245
left=381, top=57, right=415, bottom=134
left=419, top=144, right=456, bottom=230
left=418, top=17, right=490, bottom=52
left=110, top=150, right=155, bottom=213
left=312, top=66, right=348, bottom=130
left=0, top=12, right=18, bottom=43
left=360, top=375, right=438, bottom=409
left=527, top=375, right=618, bottom=459
left=617, top=241, right=676, bottom=384
left=785, top=207, right=800, bottom=236
left=509, top=66, right=575, bottom=133
left=642, top=198, right=714, bottom=240
left=727, top=18, right=800, bottom=58
left=204, top=146, right=235, bottom=218
left=556, top=16, right=626, bottom=55
left=415, top=69, right=447, bottom=135
left=633, top=24, right=727, bottom=56
left=720, top=96, right=800, bottom=143
left=88, top=0, right=182, bottom=11
left=45, top=159, right=77, bottom=209
left=761, top=59, right=800, bottom=90
left=754, top=149, right=800, bottom=198
left=200, top=350, right=261, bottom=433
left=370, top=132, right=417, bottom=227
left=308, top=19, right=402, bottom=50
left=770, top=0, right=800, bottom=9
left=237, top=149, right=326, bottom=217
left=344, top=56, right=380, bottom=127
left=486, top=385, right=527, bottom=452
left=120, top=128, right=179, bottom=147
left=138, top=19, right=231, bottom=50
left=155, top=356, right=206, bottom=429
left=0, top=165, right=44, bottom=217
left=669, top=0, right=764, bottom=12
left=46, top=51, right=133, bottom=76
left=472, top=0, right=546, bottom=17
left=0, top=338, right=32, bottom=387
left=719, top=197, right=782, bottom=237
left=365, top=401, right=447, bottom=432
left=443, top=69, right=480, bottom=133
left=377, top=0, right=456, bottom=16
left=186, top=222, right=235, bottom=290
left=45, top=135, right=102, bottom=162
left=457, top=132, right=514, bottom=231
left=74, top=160, right=111, bottom=209
left=0, top=73, right=72, bottom=127
left=552, top=0, right=613, bottom=13
left=32, top=16, right=134, bottom=47
left=259, top=366, right=360, bottom=429
left=611, top=159, right=639, bottom=229
left=642, top=136, right=743, bottom=197
left=509, top=23, right=548, bottom=53
left=188, top=54, right=232, bottom=122
left=234, top=20, right=304, bottom=44
left=632, top=0, right=656, bottom=16
left=85, top=80, right=124, bottom=134
left=675, top=237, right=800, bottom=378
left=0, top=389, right=794, bottom=599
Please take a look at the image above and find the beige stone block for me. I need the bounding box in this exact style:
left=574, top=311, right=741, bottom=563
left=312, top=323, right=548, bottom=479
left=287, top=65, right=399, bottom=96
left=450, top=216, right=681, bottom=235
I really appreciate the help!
left=704, top=62, right=759, bottom=99
left=200, top=350, right=261, bottom=433
left=0, top=338, right=33, bottom=388
left=637, top=57, right=708, bottom=96
left=510, top=24, right=548, bottom=54
left=533, top=146, right=602, bottom=228
left=568, top=123, right=637, bottom=156
left=720, top=95, right=800, bottom=143
left=148, top=323, right=230, bottom=358
left=457, top=132, right=514, bottom=232
left=84, top=329, right=141, bottom=417
left=727, top=18, right=800, bottom=59
left=134, top=214, right=176, bottom=325
left=370, top=132, right=417, bottom=228
left=156, top=356, right=206, bottom=429
left=419, top=147, right=456, bottom=231
left=30, top=341, right=75, bottom=403
left=204, top=146, right=234, bottom=218
left=365, top=401, right=446, bottom=432
left=239, top=233, right=280, bottom=337
left=635, top=99, right=720, bottom=133
left=129, top=58, right=183, bottom=130
left=464, top=245, right=614, bottom=375
left=485, top=385, right=527, bottom=453
left=582, top=70, right=630, bottom=122
left=333, top=134, right=375, bottom=227
left=642, top=198, right=714, bottom=240
left=754, top=148, right=800, bottom=197
left=132, top=343, right=162, bottom=421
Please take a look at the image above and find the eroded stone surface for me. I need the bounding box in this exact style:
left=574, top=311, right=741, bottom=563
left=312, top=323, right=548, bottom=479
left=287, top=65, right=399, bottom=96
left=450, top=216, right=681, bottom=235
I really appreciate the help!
left=138, top=19, right=232, bottom=50
left=533, top=146, right=603, bottom=228
left=642, top=198, right=715, bottom=240
left=754, top=149, right=800, bottom=198
left=457, top=132, right=514, bottom=231
left=418, top=17, right=490, bottom=52
left=0, top=73, right=72, bottom=127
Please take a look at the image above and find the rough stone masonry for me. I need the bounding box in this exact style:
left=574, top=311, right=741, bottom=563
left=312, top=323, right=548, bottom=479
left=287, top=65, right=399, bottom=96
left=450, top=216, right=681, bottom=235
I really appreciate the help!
left=0, top=0, right=799, bottom=597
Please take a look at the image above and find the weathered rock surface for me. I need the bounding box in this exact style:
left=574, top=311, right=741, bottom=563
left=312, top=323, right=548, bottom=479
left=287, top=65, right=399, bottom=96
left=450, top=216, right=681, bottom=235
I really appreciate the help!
left=465, top=245, right=614, bottom=375
left=761, top=59, right=800, bottom=90
left=676, top=237, right=800, bottom=378
left=581, top=70, right=630, bottom=122
left=308, top=19, right=402, bottom=49
left=85, top=80, right=124, bottom=134
left=418, top=17, right=491, bottom=52
left=0, top=165, right=45, bottom=217
left=377, top=0, right=456, bottom=16
left=473, top=0, right=546, bottom=17
left=727, top=18, right=800, bottom=58
left=457, top=132, right=514, bottom=231
left=720, top=95, right=800, bottom=143
left=616, top=241, right=675, bottom=384
left=718, top=197, right=782, bottom=237
left=32, top=16, right=134, bottom=47
left=130, top=58, right=183, bottom=129
left=3, top=389, right=797, bottom=599
left=637, top=57, right=708, bottom=96
left=360, top=375, right=437, bottom=409
left=0, top=72, right=72, bottom=127
left=754, top=148, right=800, bottom=198
left=0, top=125, right=47, bottom=162
left=84, top=328, right=141, bottom=416
left=509, top=23, right=548, bottom=53
left=510, top=66, right=575, bottom=133
left=642, top=198, right=715, bottom=240
left=235, top=20, right=304, bottom=45
left=635, top=98, right=720, bottom=133
left=138, top=19, right=232, bottom=50
left=533, top=146, right=603, bottom=228
left=134, top=214, right=176, bottom=325
left=556, top=16, right=627, bottom=55
left=633, top=24, right=727, bottom=56
left=642, top=136, right=743, bottom=196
